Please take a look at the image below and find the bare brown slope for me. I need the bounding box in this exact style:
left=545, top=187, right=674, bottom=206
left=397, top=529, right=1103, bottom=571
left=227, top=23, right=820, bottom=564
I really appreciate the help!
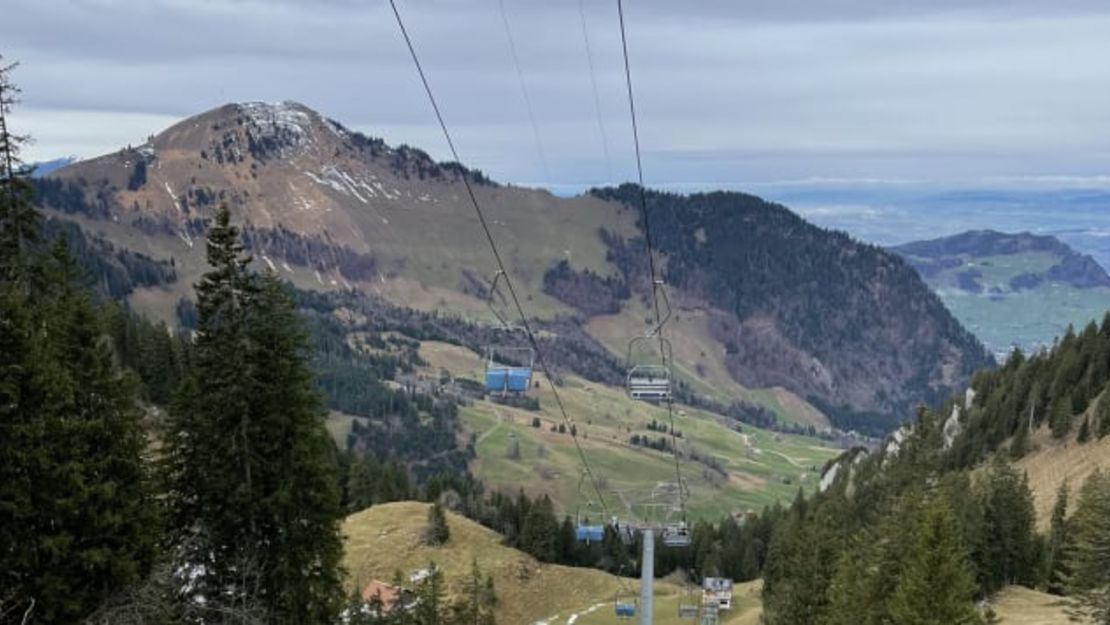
left=1016, top=411, right=1110, bottom=531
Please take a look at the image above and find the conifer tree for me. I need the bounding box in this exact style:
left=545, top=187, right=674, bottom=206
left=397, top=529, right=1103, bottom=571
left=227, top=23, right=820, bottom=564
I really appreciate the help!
left=1009, top=415, right=1029, bottom=459
left=826, top=489, right=933, bottom=625
left=412, top=564, right=447, bottom=625
left=165, top=205, right=343, bottom=624
left=825, top=532, right=885, bottom=625
left=0, top=57, right=38, bottom=286
left=977, top=462, right=1038, bottom=591
left=425, top=502, right=451, bottom=546
left=519, top=495, right=562, bottom=563
left=450, top=560, right=497, bottom=625
left=1050, top=392, right=1073, bottom=439
left=347, top=453, right=382, bottom=513
left=1078, top=416, right=1091, bottom=443
left=1098, top=386, right=1110, bottom=439
left=1, top=62, right=157, bottom=624
left=1065, top=471, right=1110, bottom=623
left=1045, top=480, right=1072, bottom=596
left=246, top=273, right=346, bottom=621
left=761, top=507, right=842, bottom=625
left=889, top=496, right=983, bottom=625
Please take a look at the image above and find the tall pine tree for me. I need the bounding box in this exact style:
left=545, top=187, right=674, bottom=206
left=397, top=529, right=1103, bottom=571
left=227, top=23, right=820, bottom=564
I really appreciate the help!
left=888, top=495, right=983, bottom=625
left=165, top=205, right=343, bottom=624
left=1, top=60, right=157, bottom=624
left=976, top=461, right=1038, bottom=591
left=0, top=58, right=38, bottom=286
left=1065, top=471, right=1110, bottom=623
left=1045, top=480, right=1072, bottom=596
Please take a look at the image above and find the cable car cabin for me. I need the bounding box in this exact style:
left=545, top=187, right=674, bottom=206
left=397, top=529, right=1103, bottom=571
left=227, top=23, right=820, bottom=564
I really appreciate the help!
left=615, top=602, right=637, bottom=618
left=575, top=524, right=605, bottom=543
left=485, top=365, right=532, bottom=394
left=627, top=364, right=671, bottom=401
left=662, top=522, right=691, bottom=548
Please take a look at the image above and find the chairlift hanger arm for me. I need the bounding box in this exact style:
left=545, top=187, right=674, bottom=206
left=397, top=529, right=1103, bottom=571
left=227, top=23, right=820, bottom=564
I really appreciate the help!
left=626, top=335, right=673, bottom=370
left=486, top=270, right=514, bottom=330
left=647, top=278, right=672, bottom=338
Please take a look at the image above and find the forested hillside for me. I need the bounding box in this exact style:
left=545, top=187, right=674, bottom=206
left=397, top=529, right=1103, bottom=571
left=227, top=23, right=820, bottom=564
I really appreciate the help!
left=594, top=185, right=993, bottom=433
left=756, top=313, right=1110, bottom=624
left=951, top=315, right=1110, bottom=467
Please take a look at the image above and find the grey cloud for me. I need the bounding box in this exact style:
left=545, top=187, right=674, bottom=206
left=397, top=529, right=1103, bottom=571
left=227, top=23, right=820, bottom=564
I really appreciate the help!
left=4, top=0, right=1110, bottom=193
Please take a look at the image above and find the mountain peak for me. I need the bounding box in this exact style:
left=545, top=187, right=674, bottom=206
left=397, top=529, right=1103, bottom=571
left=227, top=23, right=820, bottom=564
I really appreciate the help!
left=234, top=100, right=338, bottom=137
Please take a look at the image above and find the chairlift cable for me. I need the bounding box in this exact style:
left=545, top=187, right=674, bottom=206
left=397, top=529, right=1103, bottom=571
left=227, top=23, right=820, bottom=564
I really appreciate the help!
left=577, top=0, right=614, bottom=183
left=615, top=0, right=688, bottom=521
left=388, top=0, right=610, bottom=519
left=498, top=0, right=551, bottom=186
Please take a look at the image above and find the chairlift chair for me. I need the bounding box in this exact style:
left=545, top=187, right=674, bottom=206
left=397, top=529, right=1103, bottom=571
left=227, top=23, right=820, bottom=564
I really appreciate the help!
left=662, top=522, right=691, bottom=548
left=626, top=336, right=673, bottom=402
left=575, top=524, right=605, bottom=543
left=625, top=280, right=675, bottom=402
left=678, top=569, right=701, bottom=619
left=483, top=270, right=535, bottom=394
left=573, top=508, right=605, bottom=544
left=485, top=345, right=534, bottom=394
left=573, top=478, right=607, bottom=544
left=614, top=599, right=637, bottom=619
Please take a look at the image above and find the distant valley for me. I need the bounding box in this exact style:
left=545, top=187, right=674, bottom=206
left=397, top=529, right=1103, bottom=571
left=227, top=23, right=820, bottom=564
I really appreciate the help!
left=891, top=230, right=1110, bottom=357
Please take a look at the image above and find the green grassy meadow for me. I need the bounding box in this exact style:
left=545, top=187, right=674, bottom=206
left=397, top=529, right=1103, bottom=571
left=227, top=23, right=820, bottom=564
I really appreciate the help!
left=422, top=341, right=838, bottom=522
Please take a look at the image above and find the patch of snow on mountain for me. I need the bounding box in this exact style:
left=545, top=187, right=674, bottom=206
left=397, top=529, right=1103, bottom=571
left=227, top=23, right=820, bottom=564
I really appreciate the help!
left=334, top=168, right=368, bottom=203
left=372, top=180, right=401, bottom=201
left=164, top=182, right=181, bottom=212
left=305, top=170, right=346, bottom=195
left=239, top=101, right=315, bottom=157
left=240, top=101, right=310, bottom=138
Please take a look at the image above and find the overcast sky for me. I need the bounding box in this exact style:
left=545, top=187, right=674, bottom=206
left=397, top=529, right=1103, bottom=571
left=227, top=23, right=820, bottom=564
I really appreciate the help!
left=5, top=0, right=1110, bottom=194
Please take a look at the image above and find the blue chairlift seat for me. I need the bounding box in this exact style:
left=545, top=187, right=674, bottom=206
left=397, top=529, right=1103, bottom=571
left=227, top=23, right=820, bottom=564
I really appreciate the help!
left=575, top=524, right=605, bottom=543
left=615, top=602, right=637, bottom=618
left=485, top=366, right=532, bottom=394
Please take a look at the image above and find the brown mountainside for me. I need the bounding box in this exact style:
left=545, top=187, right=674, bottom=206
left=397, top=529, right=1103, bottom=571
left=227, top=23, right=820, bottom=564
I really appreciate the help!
left=37, top=101, right=990, bottom=433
